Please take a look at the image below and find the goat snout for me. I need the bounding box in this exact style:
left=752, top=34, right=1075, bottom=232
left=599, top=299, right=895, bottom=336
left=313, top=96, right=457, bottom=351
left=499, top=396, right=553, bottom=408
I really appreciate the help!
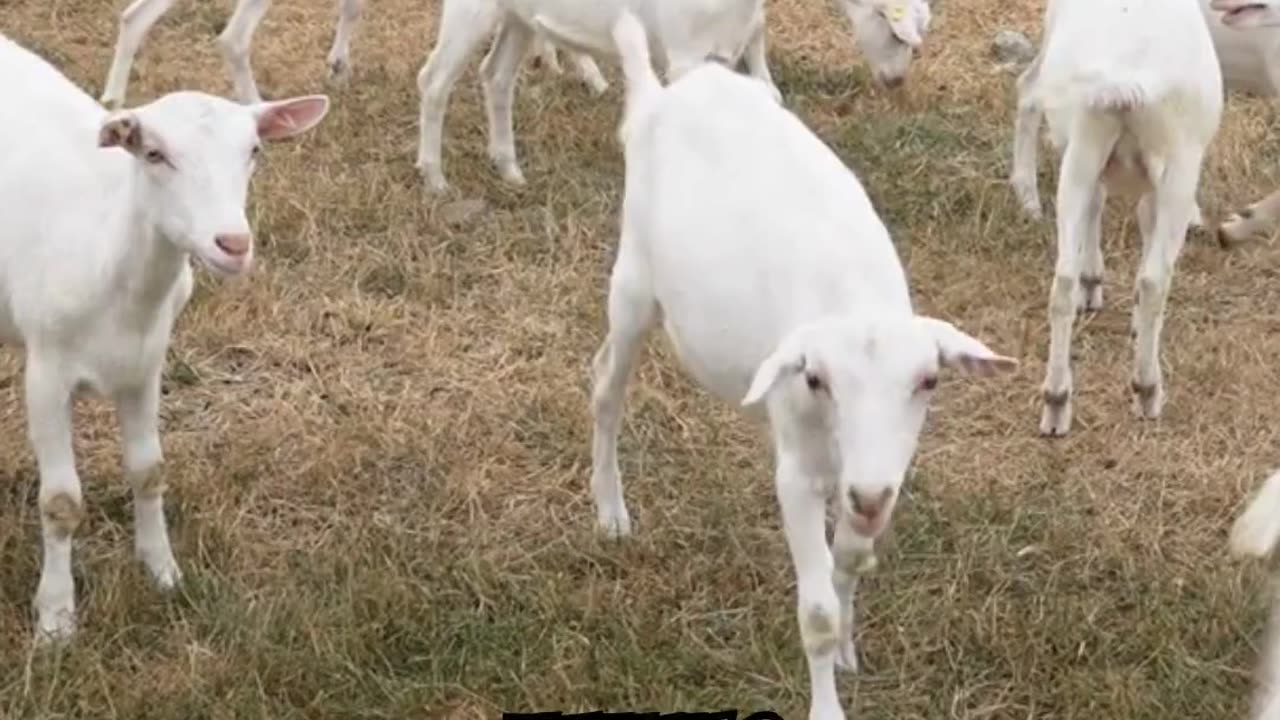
left=846, top=486, right=894, bottom=535
left=214, top=233, right=252, bottom=257
left=879, top=74, right=905, bottom=89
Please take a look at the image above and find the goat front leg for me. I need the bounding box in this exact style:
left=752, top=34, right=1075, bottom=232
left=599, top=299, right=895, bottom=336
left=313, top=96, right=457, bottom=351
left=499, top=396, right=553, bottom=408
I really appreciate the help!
left=1219, top=186, right=1280, bottom=245
left=480, top=20, right=535, bottom=186
left=100, top=0, right=181, bottom=108
left=217, top=0, right=271, bottom=103
left=777, top=460, right=845, bottom=720
left=1010, top=52, right=1044, bottom=220
left=116, top=372, right=181, bottom=589
left=1040, top=120, right=1121, bottom=437
left=1132, top=147, right=1202, bottom=420
left=831, top=520, right=875, bottom=673
left=26, top=356, right=81, bottom=644
left=326, top=0, right=365, bottom=82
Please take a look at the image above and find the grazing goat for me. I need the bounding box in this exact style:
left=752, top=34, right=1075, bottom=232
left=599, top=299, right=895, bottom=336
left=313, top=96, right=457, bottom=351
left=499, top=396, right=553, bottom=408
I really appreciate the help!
left=1012, top=0, right=1223, bottom=436
left=99, top=0, right=608, bottom=107
left=415, top=0, right=938, bottom=193
left=1014, top=0, right=1280, bottom=244
left=1230, top=469, right=1280, bottom=720
left=593, top=11, right=1015, bottom=719
left=0, top=33, right=329, bottom=643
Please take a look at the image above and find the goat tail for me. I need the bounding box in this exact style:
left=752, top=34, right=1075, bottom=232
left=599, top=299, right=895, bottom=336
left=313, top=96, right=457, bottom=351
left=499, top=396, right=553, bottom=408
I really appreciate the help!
left=1232, top=469, right=1280, bottom=559
left=611, top=9, right=660, bottom=144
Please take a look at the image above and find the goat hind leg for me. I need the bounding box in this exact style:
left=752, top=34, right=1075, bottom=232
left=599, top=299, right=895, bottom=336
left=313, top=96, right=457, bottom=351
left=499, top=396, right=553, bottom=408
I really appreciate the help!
left=415, top=0, right=501, bottom=192
left=1040, top=117, right=1121, bottom=437
left=480, top=20, right=535, bottom=186
left=326, top=0, right=365, bottom=82
left=217, top=0, right=271, bottom=102
left=1132, top=146, right=1202, bottom=420
left=589, top=252, right=655, bottom=539
left=1077, top=185, right=1106, bottom=312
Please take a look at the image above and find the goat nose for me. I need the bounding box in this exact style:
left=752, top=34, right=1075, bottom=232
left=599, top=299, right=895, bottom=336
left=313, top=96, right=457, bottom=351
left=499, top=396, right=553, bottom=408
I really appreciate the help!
left=215, top=233, right=252, bottom=257
left=848, top=487, right=893, bottom=521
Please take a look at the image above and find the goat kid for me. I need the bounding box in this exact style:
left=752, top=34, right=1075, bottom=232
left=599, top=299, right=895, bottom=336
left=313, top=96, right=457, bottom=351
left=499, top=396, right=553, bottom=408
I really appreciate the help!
left=1014, top=0, right=1280, bottom=245
left=1, top=33, right=329, bottom=643
left=1012, top=0, right=1223, bottom=436
left=595, top=12, right=1015, bottom=720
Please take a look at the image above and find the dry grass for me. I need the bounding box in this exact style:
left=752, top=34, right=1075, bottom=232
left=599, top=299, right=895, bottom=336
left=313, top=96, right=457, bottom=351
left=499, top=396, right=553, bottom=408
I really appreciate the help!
left=3, top=0, right=1280, bottom=717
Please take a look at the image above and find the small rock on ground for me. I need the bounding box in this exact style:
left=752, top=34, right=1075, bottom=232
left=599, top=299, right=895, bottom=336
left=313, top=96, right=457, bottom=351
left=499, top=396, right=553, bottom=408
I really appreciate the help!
left=439, top=198, right=488, bottom=226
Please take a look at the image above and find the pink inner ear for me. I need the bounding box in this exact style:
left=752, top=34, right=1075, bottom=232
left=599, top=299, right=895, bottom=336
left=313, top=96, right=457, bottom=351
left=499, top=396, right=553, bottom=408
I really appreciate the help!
left=257, top=96, right=330, bottom=141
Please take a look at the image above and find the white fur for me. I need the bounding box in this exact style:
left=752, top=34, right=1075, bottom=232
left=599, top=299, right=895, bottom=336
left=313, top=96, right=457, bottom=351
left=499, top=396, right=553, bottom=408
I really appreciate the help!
left=1232, top=470, right=1280, bottom=558
left=1012, top=0, right=1280, bottom=242
left=1204, top=0, right=1280, bottom=242
left=594, top=13, right=1015, bottom=719
left=1232, top=469, right=1280, bottom=720
left=1011, top=0, right=1223, bottom=436
left=0, top=34, right=329, bottom=644
left=99, top=0, right=604, bottom=107
left=413, top=0, right=937, bottom=193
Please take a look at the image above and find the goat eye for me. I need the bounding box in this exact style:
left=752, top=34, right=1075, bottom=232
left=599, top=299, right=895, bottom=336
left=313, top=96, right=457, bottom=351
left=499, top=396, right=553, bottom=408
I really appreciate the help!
left=143, top=149, right=167, bottom=165
left=805, top=372, right=825, bottom=392
left=917, top=375, right=938, bottom=393
left=251, top=144, right=262, bottom=159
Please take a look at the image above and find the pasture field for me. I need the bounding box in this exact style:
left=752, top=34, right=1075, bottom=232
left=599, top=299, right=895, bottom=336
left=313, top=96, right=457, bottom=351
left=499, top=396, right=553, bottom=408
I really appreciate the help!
left=3, top=0, right=1280, bottom=717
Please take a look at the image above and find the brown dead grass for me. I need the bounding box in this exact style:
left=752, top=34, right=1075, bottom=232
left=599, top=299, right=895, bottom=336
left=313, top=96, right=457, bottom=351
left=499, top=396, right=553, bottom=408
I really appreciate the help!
left=3, top=0, right=1280, bottom=717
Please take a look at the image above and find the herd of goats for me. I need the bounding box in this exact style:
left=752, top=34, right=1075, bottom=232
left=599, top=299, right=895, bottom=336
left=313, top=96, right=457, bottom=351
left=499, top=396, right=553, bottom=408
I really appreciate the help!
left=7, top=0, right=1280, bottom=717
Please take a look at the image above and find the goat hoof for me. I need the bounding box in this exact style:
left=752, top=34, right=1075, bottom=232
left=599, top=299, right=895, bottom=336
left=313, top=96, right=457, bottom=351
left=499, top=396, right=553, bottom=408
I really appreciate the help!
left=836, top=639, right=859, bottom=673
left=1131, top=380, right=1163, bottom=419
left=327, top=59, right=351, bottom=84
left=597, top=511, right=632, bottom=539
left=34, top=611, right=76, bottom=647
left=1039, top=389, right=1072, bottom=437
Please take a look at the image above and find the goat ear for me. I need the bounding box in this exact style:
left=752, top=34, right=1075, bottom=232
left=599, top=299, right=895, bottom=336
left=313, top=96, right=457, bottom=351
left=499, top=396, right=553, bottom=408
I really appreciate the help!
left=253, top=95, right=331, bottom=141
left=884, top=3, right=925, bottom=46
left=916, top=317, right=1018, bottom=377
left=98, top=111, right=144, bottom=154
left=742, top=347, right=805, bottom=407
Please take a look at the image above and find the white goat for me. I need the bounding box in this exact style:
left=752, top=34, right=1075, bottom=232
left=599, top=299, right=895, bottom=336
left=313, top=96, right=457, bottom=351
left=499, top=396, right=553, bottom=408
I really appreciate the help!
left=1014, top=0, right=1280, bottom=244
left=1230, top=469, right=1280, bottom=720
left=99, top=0, right=608, bottom=107
left=595, top=12, right=1015, bottom=719
left=1013, top=0, right=1223, bottom=437
left=415, top=0, right=938, bottom=193
left=0, top=33, right=329, bottom=643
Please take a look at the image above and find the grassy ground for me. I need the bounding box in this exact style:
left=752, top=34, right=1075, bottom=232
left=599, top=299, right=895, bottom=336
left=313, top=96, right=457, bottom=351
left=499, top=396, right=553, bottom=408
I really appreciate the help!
left=3, top=0, right=1280, bottom=717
